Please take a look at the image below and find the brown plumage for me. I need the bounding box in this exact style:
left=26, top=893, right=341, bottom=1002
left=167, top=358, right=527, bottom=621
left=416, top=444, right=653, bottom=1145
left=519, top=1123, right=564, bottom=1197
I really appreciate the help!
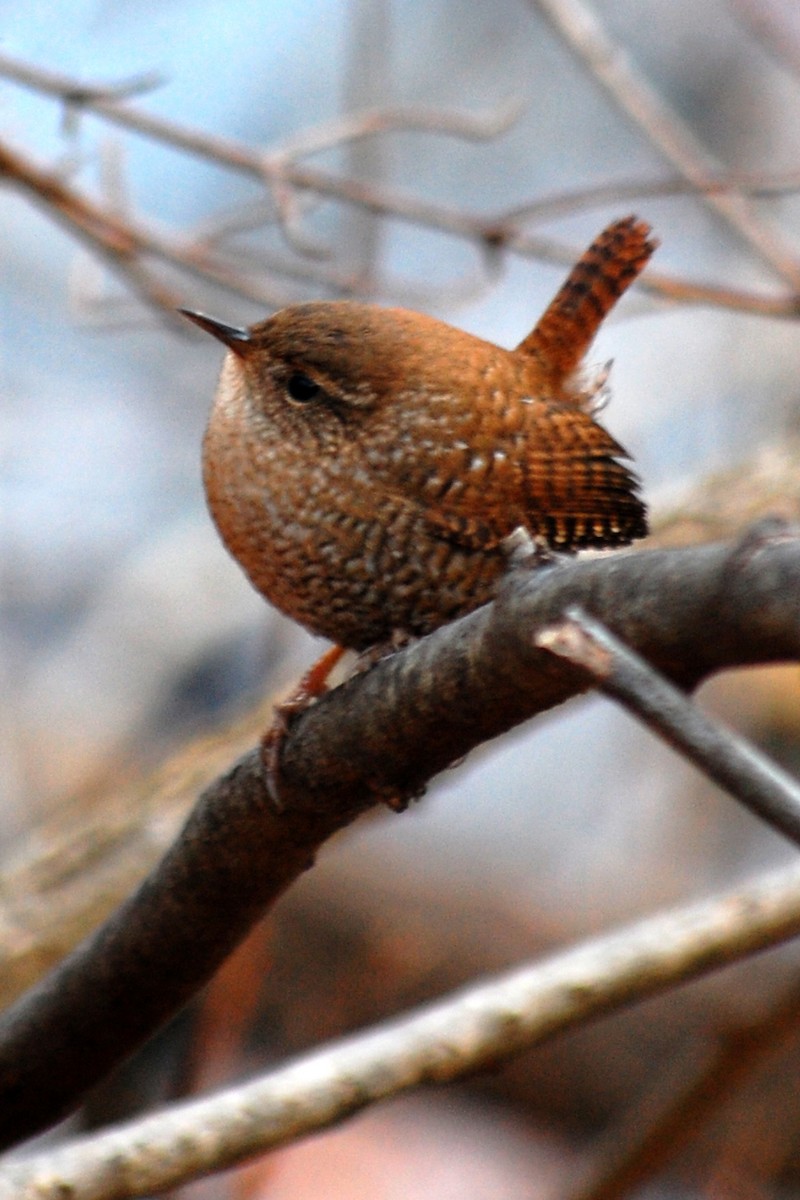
left=186, top=215, right=655, bottom=650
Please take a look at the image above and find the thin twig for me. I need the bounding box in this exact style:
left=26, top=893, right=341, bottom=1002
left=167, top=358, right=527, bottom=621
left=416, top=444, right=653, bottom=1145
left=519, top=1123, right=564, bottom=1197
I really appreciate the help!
left=530, top=0, right=800, bottom=289
left=536, top=602, right=800, bottom=846
left=3, top=862, right=800, bottom=1200
left=269, top=97, right=525, bottom=160
left=2, top=52, right=799, bottom=318
left=0, top=135, right=292, bottom=316
left=0, top=136, right=184, bottom=322
left=0, top=52, right=522, bottom=234
left=731, top=0, right=800, bottom=81
left=501, top=167, right=800, bottom=225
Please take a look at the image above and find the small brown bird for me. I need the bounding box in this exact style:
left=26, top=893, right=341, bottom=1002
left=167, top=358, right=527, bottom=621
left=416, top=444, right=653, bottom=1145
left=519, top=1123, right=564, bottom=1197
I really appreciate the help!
left=184, top=216, right=654, bottom=651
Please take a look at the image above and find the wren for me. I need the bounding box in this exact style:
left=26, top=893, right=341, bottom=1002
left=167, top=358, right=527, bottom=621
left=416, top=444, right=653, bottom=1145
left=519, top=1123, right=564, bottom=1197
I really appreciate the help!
left=184, top=216, right=654, bottom=651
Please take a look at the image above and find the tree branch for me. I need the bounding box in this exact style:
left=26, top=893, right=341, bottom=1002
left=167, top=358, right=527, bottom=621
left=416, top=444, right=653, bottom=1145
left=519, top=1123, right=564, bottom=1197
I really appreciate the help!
left=2, top=52, right=799, bottom=319
left=1, top=441, right=798, bottom=1013
left=0, top=522, right=798, bottom=1149
left=3, top=860, right=800, bottom=1199
left=538, top=608, right=800, bottom=845
left=530, top=0, right=800, bottom=287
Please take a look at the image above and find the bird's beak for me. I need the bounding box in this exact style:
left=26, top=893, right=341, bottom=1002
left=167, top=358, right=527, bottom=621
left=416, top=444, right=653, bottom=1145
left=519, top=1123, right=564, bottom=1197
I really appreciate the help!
left=179, top=309, right=253, bottom=353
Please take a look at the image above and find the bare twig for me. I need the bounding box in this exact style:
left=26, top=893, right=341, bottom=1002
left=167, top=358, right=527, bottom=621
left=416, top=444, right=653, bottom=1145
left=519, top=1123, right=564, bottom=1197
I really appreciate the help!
left=501, top=167, right=800, bottom=225
left=731, top=0, right=800, bottom=82
left=2, top=52, right=800, bottom=318
left=0, top=699, right=278, bottom=1010
left=0, top=137, right=184, bottom=322
left=0, top=53, right=519, bottom=155
left=3, top=862, right=800, bottom=1200
left=0, top=52, right=522, bottom=246
left=269, top=97, right=525, bottom=160
left=537, top=599, right=800, bottom=846
left=0, top=134, right=295, bottom=316
left=530, top=0, right=800, bottom=288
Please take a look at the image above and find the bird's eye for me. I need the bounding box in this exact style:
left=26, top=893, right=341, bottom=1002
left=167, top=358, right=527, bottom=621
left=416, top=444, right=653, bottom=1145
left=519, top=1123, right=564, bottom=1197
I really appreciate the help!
left=286, top=372, right=321, bottom=403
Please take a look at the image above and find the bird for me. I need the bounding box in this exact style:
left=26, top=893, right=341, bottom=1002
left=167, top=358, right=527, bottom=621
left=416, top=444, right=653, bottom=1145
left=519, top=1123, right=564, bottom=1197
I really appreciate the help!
left=183, top=215, right=654, bottom=654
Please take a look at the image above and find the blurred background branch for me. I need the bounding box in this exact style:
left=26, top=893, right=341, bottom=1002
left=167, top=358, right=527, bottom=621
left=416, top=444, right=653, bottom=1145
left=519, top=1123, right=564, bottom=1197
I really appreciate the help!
left=2, top=51, right=800, bottom=318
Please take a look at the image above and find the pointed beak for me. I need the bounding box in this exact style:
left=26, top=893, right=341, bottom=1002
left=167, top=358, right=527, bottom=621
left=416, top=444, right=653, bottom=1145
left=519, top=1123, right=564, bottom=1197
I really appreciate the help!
left=179, top=309, right=253, bottom=353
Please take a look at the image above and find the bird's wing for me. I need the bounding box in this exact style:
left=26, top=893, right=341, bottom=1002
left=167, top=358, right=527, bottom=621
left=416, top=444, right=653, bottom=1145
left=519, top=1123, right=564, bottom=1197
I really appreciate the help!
left=364, top=396, right=647, bottom=552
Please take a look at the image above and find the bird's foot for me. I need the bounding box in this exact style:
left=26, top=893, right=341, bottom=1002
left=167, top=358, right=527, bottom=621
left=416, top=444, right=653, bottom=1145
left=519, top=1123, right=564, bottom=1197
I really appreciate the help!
left=261, top=643, right=347, bottom=807
left=261, top=631, right=416, bottom=810
left=501, top=526, right=555, bottom=569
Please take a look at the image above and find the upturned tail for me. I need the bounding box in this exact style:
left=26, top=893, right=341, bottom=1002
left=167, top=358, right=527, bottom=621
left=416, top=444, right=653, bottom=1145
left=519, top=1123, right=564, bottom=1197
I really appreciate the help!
left=518, top=216, right=657, bottom=384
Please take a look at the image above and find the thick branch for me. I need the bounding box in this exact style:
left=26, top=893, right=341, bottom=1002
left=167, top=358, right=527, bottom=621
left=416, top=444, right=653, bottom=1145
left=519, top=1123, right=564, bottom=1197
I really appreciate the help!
left=275, top=519, right=800, bottom=808
left=0, top=524, right=798, bottom=1148
left=1, top=442, right=797, bottom=1011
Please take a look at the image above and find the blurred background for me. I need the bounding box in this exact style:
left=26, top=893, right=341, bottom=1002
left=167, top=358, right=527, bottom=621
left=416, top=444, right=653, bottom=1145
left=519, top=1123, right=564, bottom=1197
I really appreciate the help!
left=4, top=0, right=800, bottom=1196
